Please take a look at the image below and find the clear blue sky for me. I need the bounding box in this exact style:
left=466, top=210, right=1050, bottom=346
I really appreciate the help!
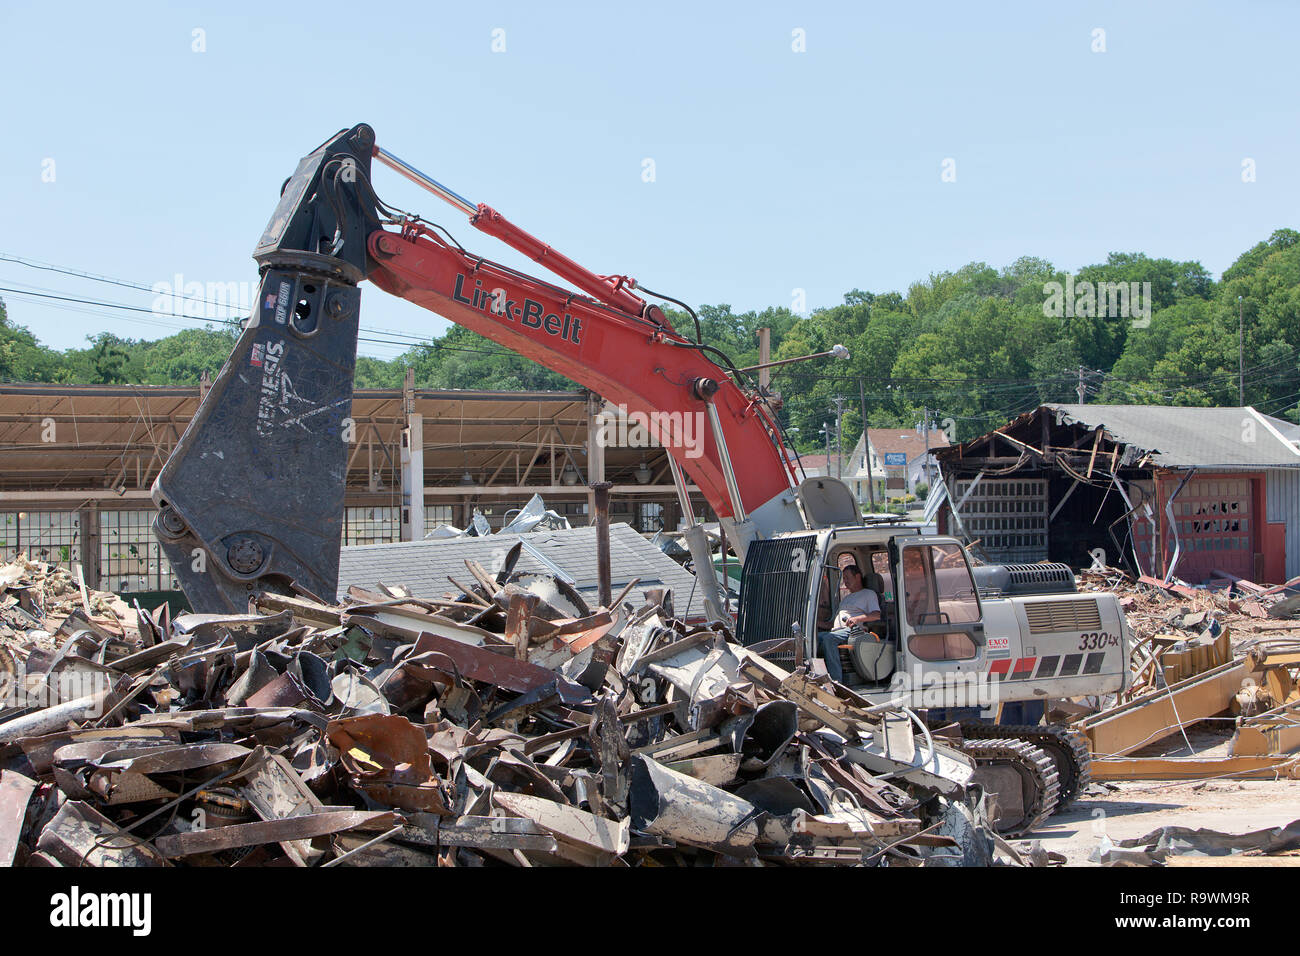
left=2, top=1, right=1296, bottom=360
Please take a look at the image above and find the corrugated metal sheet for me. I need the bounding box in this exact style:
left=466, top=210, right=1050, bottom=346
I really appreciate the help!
left=338, top=522, right=708, bottom=618
left=1046, top=405, right=1300, bottom=468
left=1265, top=467, right=1300, bottom=580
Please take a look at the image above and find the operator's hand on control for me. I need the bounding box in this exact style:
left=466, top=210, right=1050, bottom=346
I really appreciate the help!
left=835, top=609, right=881, bottom=629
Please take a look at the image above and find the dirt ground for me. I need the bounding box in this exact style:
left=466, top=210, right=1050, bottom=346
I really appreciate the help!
left=1033, top=779, right=1300, bottom=864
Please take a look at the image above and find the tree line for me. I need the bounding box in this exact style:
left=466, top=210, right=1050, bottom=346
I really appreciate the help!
left=2, top=228, right=1297, bottom=448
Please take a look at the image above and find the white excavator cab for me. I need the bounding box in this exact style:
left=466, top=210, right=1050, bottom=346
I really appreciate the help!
left=738, top=524, right=1128, bottom=706
left=807, top=530, right=988, bottom=702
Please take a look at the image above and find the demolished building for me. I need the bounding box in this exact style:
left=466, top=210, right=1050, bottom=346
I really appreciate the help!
left=933, top=404, right=1300, bottom=585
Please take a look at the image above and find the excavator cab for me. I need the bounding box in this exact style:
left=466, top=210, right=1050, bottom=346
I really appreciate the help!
left=737, top=528, right=995, bottom=702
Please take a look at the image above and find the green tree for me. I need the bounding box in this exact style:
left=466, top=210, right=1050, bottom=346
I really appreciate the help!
left=89, top=334, right=132, bottom=384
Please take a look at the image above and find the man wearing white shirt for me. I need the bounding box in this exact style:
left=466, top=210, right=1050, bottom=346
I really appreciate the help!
left=818, top=564, right=880, bottom=682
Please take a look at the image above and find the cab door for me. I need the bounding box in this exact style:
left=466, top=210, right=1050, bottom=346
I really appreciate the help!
left=895, top=537, right=987, bottom=703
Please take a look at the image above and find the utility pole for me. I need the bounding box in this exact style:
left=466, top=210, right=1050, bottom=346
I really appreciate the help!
left=400, top=367, right=425, bottom=542
left=860, top=377, right=875, bottom=510
left=922, top=406, right=931, bottom=492
left=830, top=396, right=849, bottom=479
left=1076, top=366, right=1087, bottom=405
left=1238, top=296, right=1245, bottom=406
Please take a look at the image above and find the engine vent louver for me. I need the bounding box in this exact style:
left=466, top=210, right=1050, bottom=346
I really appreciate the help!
left=1023, top=599, right=1102, bottom=634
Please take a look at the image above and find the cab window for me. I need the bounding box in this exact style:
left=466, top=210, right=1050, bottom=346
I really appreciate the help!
left=908, top=632, right=977, bottom=661
left=815, top=566, right=843, bottom=631
left=870, top=551, right=894, bottom=602
left=901, top=543, right=980, bottom=627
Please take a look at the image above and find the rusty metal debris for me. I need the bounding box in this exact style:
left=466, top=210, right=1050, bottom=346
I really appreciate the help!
left=0, top=551, right=1033, bottom=867
left=1092, top=818, right=1300, bottom=866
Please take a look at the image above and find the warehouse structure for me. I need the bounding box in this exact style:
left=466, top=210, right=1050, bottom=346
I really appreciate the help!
left=0, top=380, right=703, bottom=599
left=934, top=404, right=1300, bottom=585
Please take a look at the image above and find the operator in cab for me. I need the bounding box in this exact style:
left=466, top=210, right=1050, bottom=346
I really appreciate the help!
left=817, top=564, right=881, bottom=682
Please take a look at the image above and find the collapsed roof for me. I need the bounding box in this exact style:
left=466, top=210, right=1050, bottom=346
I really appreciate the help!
left=1044, top=405, right=1300, bottom=469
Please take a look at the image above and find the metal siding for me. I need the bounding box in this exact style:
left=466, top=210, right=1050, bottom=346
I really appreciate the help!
left=1265, top=468, right=1300, bottom=579
left=951, top=477, right=1048, bottom=564
left=338, top=523, right=708, bottom=618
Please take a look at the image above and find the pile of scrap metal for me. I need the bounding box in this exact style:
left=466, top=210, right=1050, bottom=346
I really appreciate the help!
left=651, top=523, right=721, bottom=563
left=1066, top=565, right=1300, bottom=782
left=0, top=550, right=1029, bottom=867
left=425, top=493, right=570, bottom=540
left=1093, top=818, right=1300, bottom=866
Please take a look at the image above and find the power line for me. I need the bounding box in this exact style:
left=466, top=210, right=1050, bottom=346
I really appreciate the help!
left=0, top=253, right=523, bottom=356
left=0, top=285, right=212, bottom=335
left=20, top=252, right=1269, bottom=382
left=0, top=253, right=246, bottom=311
left=0, top=284, right=528, bottom=357
left=6, top=253, right=1298, bottom=410
left=1254, top=387, right=1300, bottom=417
left=0, top=265, right=1125, bottom=388
left=0, top=285, right=238, bottom=322
left=1095, top=346, right=1300, bottom=399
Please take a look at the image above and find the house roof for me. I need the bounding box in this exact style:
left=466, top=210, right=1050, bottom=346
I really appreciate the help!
left=1274, top=419, right=1300, bottom=443
left=338, top=521, right=708, bottom=617
left=866, top=427, right=948, bottom=463
left=1045, top=404, right=1300, bottom=469
left=787, top=452, right=833, bottom=470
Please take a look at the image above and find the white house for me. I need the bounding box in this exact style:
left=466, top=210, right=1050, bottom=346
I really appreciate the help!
left=845, top=425, right=949, bottom=504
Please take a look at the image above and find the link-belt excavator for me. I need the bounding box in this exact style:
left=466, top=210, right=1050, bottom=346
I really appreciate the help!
left=152, top=125, right=1131, bottom=835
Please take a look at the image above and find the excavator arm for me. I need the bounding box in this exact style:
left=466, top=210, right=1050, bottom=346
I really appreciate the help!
left=153, top=124, right=807, bottom=613
left=365, top=219, right=801, bottom=526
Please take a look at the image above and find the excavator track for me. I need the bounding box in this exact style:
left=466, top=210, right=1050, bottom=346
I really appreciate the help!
left=960, top=723, right=1092, bottom=810
left=959, top=738, right=1060, bottom=838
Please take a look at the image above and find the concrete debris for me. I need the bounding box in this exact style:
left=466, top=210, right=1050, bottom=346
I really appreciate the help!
left=0, top=556, right=1016, bottom=868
